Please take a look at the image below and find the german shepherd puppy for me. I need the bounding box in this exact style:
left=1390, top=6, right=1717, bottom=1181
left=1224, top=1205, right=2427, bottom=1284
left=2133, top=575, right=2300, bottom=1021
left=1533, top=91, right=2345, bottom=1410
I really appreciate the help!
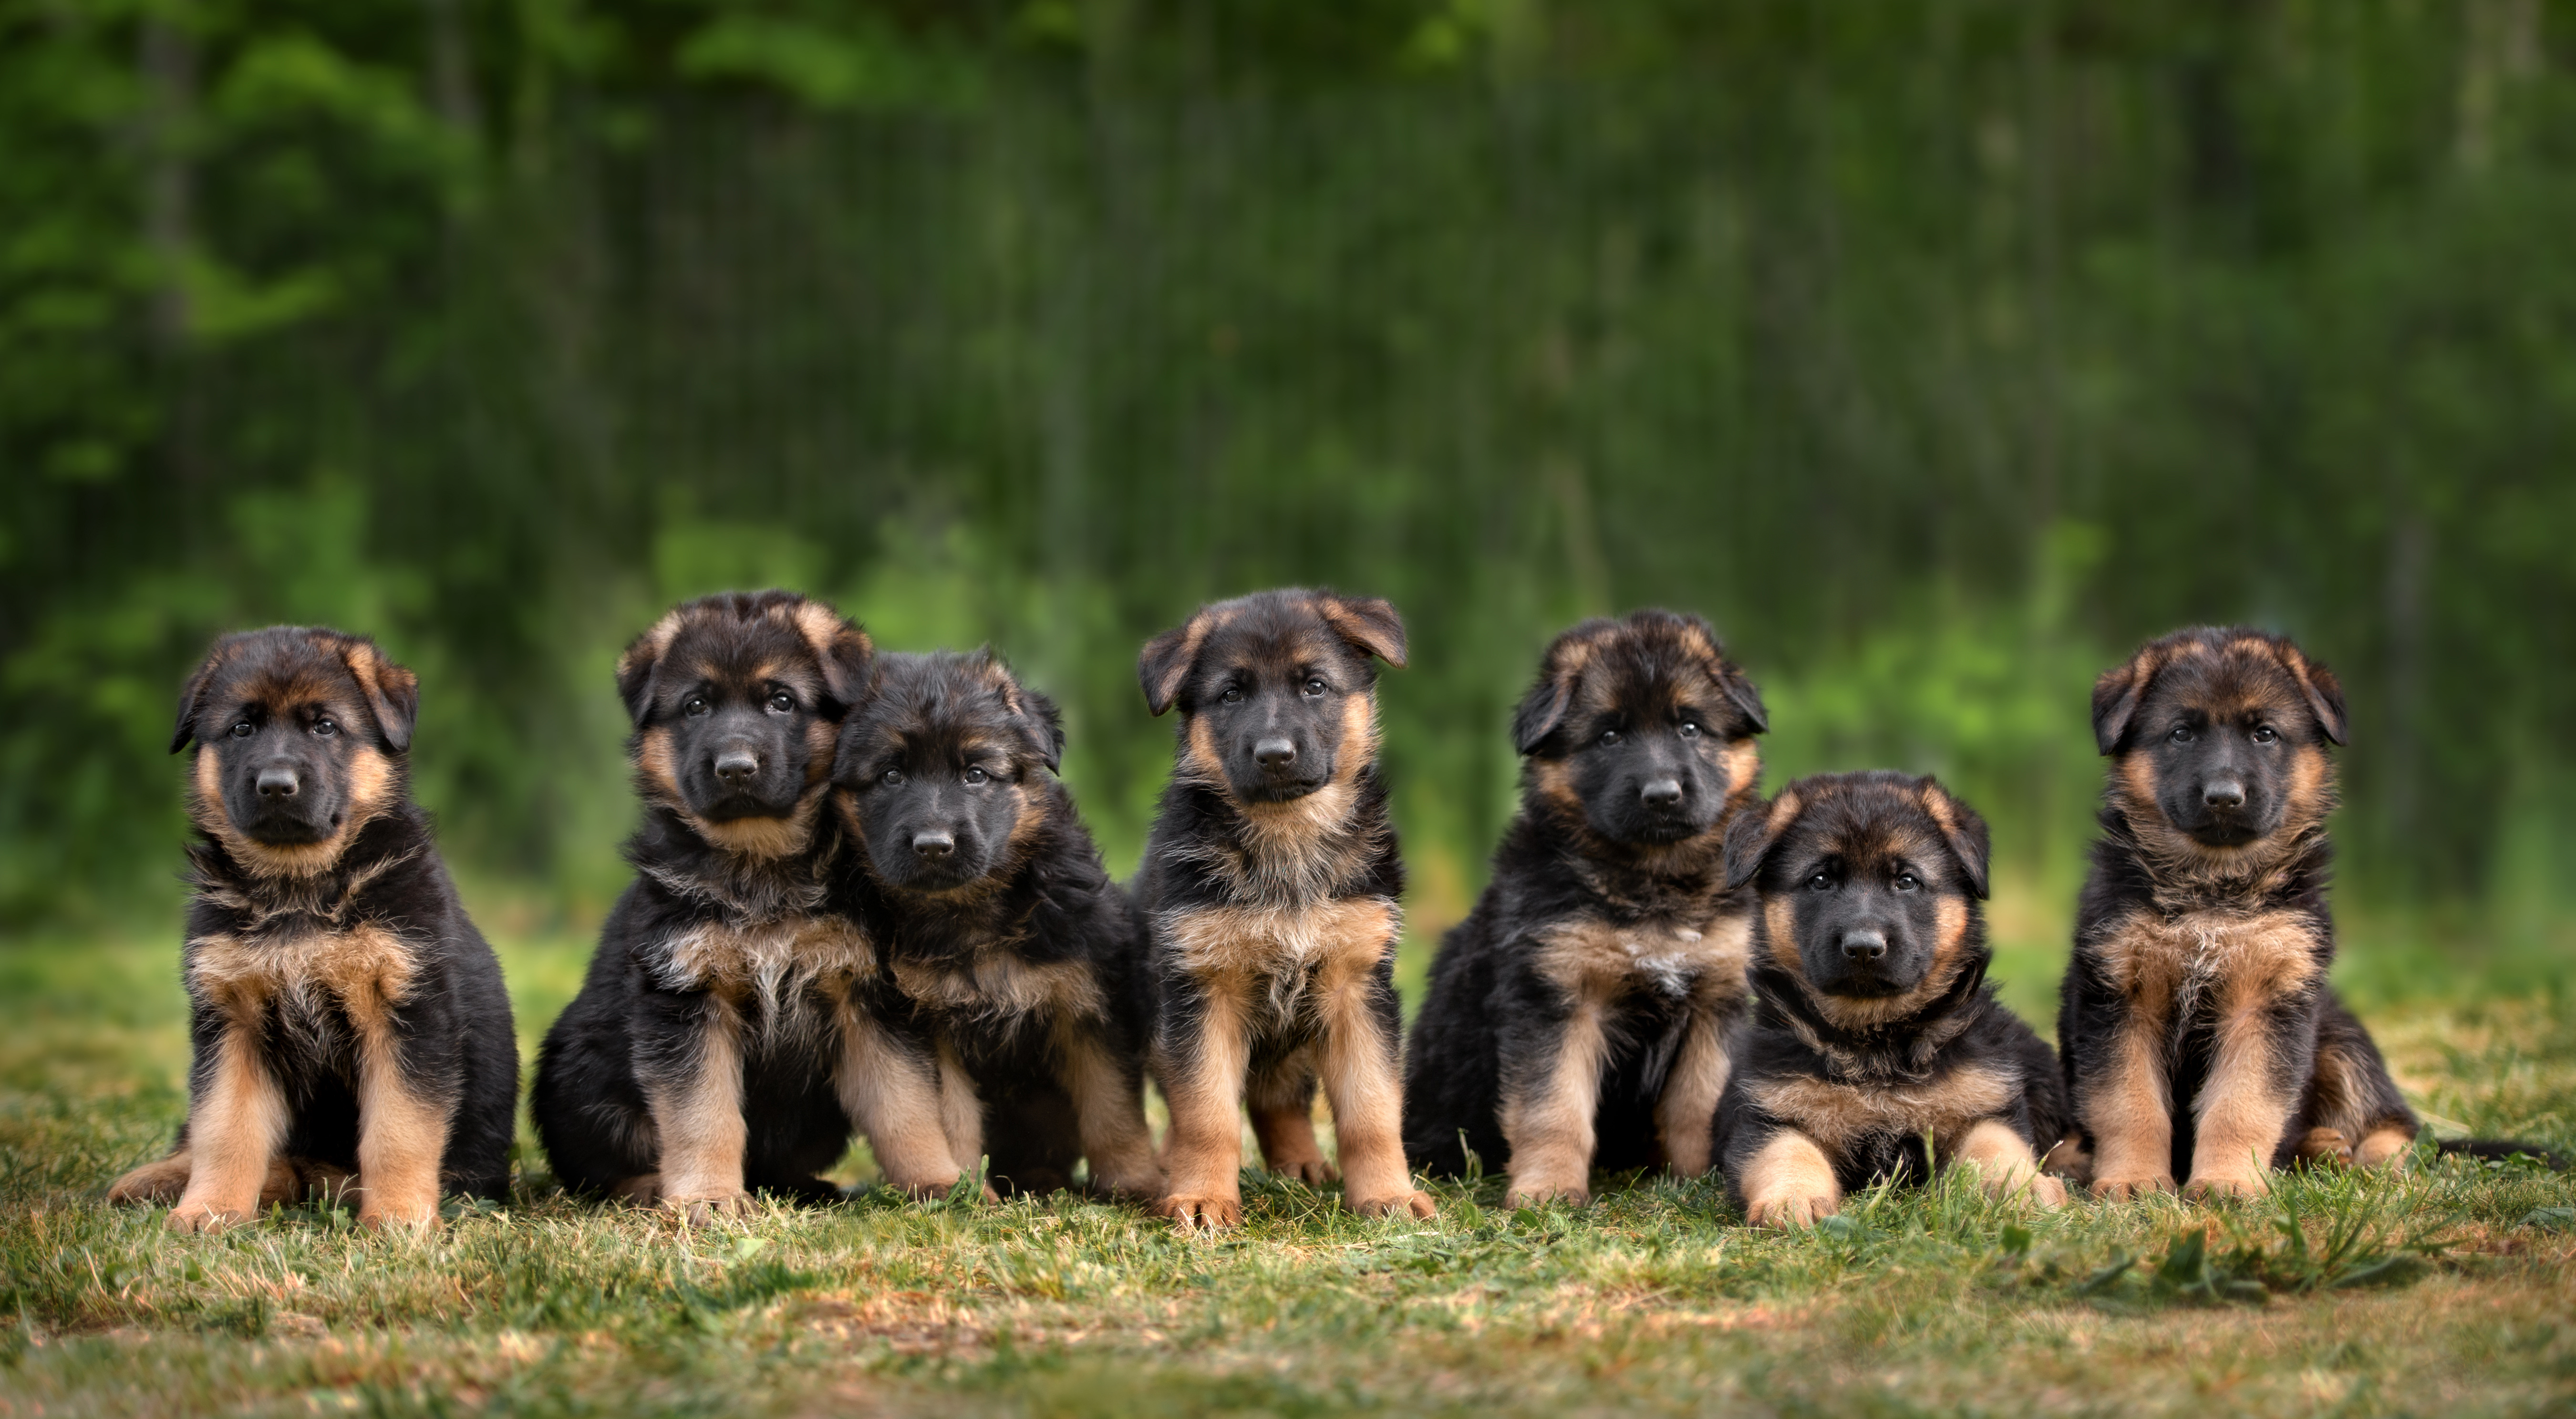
left=1135, top=588, right=1432, bottom=1229
left=2059, top=627, right=2429, bottom=1200
left=1715, top=772, right=2069, bottom=1226
left=107, top=628, right=515, bottom=1232
left=533, top=592, right=967, bottom=1220
left=1404, top=610, right=1769, bottom=1205
left=832, top=650, right=1161, bottom=1200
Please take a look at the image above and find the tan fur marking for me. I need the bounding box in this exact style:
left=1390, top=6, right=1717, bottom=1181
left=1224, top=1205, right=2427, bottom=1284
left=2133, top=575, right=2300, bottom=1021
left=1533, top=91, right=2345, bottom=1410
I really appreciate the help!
left=1762, top=898, right=1804, bottom=985
left=1721, top=740, right=1760, bottom=798
left=1748, top=1065, right=2017, bottom=1157
left=108, top=1151, right=196, bottom=1205
left=1057, top=1025, right=1161, bottom=1198
left=1500, top=993, right=1609, bottom=1205
left=1654, top=986, right=1738, bottom=1178
left=1310, top=943, right=1429, bottom=1218
left=1247, top=1054, right=1333, bottom=1184
left=647, top=998, right=749, bottom=1219
left=1158, top=897, right=1400, bottom=987
left=1155, top=976, right=1253, bottom=1229
left=168, top=1021, right=289, bottom=1232
left=341, top=926, right=449, bottom=1230
left=2353, top=1125, right=2413, bottom=1169
left=1740, top=1128, right=1841, bottom=1227
left=191, top=744, right=394, bottom=880
left=831, top=1002, right=965, bottom=1197
left=891, top=953, right=1104, bottom=1025
left=620, top=609, right=690, bottom=684
left=652, top=915, right=870, bottom=1011
left=1951, top=1117, right=2067, bottom=1207
left=934, top=1038, right=986, bottom=1182
left=1762, top=790, right=1803, bottom=837
left=2295, top=1126, right=2353, bottom=1164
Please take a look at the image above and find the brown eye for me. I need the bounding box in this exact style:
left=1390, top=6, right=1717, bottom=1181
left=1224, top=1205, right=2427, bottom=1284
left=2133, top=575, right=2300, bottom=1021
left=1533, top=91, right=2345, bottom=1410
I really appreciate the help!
left=684, top=696, right=711, bottom=718
left=1221, top=687, right=1244, bottom=704
left=2168, top=725, right=2194, bottom=744
left=962, top=766, right=989, bottom=785
left=768, top=691, right=795, bottom=714
left=1599, top=729, right=1621, bottom=747
left=1807, top=871, right=1833, bottom=892
left=2250, top=726, right=2277, bottom=744
left=229, top=721, right=255, bottom=739
left=1304, top=677, right=1328, bottom=697
left=1677, top=721, right=1701, bottom=739
left=312, top=719, right=338, bottom=737
left=881, top=768, right=904, bottom=786
left=1893, top=873, right=1919, bottom=892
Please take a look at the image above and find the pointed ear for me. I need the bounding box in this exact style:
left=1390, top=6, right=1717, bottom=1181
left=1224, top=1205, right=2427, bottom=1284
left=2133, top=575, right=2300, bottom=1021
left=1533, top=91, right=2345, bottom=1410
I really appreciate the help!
left=789, top=601, right=875, bottom=712
left=342, top=640, right=419, bottom=754
left=1139, top=609, right=1213, bottom=717
left=2282, top=647, right=2348, bottom=746
left=170, top=650, right=222, bottom=754
left=1723, top=791, right=1800, bottom=893
left=2091, top=650, right=2156, bottom=756
left=1319, top=594, right=1407, bottom=668
left=1918, top=777, right=1991, bottom=900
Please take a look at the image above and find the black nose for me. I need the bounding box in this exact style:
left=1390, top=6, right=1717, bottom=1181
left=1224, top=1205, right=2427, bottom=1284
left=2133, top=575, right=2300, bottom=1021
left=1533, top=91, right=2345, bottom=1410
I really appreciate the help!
left=714, top=750, right=760, bottom=785
left=256, top=767, right=299, bottom=799
left=1253, top=737, right=1297, bottom=769
left=1841, top=929, right=1888, bottom=962
left=1639, top=777, right=1683, bottom=809
left=912, top=831, right=954, bottom=860
left=2204, top=779, right=2245, bottom=809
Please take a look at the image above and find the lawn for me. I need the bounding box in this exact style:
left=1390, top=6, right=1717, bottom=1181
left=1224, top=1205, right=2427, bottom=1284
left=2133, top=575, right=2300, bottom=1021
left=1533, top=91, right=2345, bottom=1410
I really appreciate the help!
left=2, top=910, right=2572, bottom=1419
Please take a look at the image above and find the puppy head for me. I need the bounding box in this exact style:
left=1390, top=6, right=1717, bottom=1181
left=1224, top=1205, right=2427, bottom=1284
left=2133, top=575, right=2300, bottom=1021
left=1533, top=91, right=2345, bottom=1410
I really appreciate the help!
left=171, top=627, right=418, bottom=876
left=833, top=649, right=1061, bottom=894
left=1138, top=587, right=1405, bottom=808
left=1724, top=772, right=1988, bottom=1006
left=2091, top=627, right=2343, bottom=855
left=618, top=591, right=872, bottom=858
left=1511, top=609, right=1767, bottom=848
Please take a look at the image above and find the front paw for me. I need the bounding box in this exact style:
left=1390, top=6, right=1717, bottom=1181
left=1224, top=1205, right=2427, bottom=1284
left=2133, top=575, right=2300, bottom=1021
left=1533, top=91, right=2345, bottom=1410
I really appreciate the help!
left=1267, top=1158, right=1337, bottom=1187
left=1155, top=1192, right=1242, bottom=1231
left=1350, top=1189, right=1436, bottom=1220
left=357, top=1201, right=440, bottom=1233
left=666, top=1191, right=749, bottom=1226
left=1745, top=1193, right=1837, bottom=1228
left=1505, top=1182, right=1591, bottom=1209
left=2090, top=1173, right=2175, bottom=1202
left=2182, top=1174, right=2266, bottom=1203
left=166, top=1201, right=253, bottom=1234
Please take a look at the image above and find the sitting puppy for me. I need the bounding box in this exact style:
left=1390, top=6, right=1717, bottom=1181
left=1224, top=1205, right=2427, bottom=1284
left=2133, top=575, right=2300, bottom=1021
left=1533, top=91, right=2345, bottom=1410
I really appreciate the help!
left=1715, top=772, right=2069, bottom=1227
left=1135, top=588, right=1433, bottom=1229
left=1404, top=610, right=1770, bottom=1205
left=533, top=592, right=966, bottom=1219
left=2062, top=628, right=2431, bottom=1199
left=108, top=628, right=515, bottom=1232
left=832, top=650, right=1160, bottom=1200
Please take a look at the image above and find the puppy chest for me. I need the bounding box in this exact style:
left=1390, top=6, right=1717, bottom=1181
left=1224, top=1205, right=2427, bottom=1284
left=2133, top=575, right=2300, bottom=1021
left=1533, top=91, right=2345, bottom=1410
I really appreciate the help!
left=1160, top=897, right=1400, bottom=978
left=655, top=916, right=872, bottom=997
left=1749, top=1065, right=2015, bottom=1159
left=2094, top=908, right=2323, bottom=1016
left=186, top=924, right=419, bottom=1025
left=1536, top=912, right=1750, bottom=1004
left=891, top=953, right=1103, bottom=1025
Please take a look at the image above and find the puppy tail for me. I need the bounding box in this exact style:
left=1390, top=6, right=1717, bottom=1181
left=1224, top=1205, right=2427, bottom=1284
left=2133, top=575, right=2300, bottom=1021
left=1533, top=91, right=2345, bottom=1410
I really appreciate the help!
left=2436, top=1138, right=2570, bottom=1171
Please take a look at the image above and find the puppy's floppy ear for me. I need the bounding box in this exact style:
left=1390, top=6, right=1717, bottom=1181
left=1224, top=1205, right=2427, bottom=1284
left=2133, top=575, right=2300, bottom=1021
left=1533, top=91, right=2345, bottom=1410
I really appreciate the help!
left=1513, top=619, right=1611, bottom=755
left=169, top=645, right=226, bottom=754
left=983, top=650, right=1066, bottom=773
left=615, top=608, right=685, bottom=728
left=1676, top=613, right=1769, bottom=734
left=1319, top=593, right=1407, bottom=668
left=788, top=599, right=875, bottom=712
left=1723, top=790, right=1800, bottom=893
left=1917, top=777, right=1991, bottom=900
left=2091, top=647, right=2159, bottom=756
left=341, top=638, right=420, bottom=754
left=1139, top=608, right=1214, bottom=717
left=1717, top=665, right=1768, bottom=734
left=2280, top=644, right=2348, bottom=747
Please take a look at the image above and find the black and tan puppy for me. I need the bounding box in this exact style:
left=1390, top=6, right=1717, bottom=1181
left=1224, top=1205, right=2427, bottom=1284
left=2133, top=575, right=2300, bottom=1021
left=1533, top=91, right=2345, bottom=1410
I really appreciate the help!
left=2059, top=627, right=2426, bottom=1200
left=533, top=592, right=968, bottom=1219
left=1403, top=610, right=1769, bottom=1205
left=1715, top=772, right=2070, bottom=1227
left=1134, top=588, right=1432, bottom=1229
left=107, top=628, right=515, bottom=1232
left=832, top=650, right=1160, bottom=1200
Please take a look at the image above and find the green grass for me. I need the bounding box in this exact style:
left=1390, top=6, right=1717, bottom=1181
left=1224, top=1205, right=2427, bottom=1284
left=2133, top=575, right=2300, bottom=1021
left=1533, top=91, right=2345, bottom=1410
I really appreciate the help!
left=3, top=925, right=2573, bottom=1418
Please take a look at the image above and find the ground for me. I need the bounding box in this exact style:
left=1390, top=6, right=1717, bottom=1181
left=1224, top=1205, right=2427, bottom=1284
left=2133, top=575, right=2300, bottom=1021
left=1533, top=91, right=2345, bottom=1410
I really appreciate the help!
left=1, top=906, right=2571, bottom=1419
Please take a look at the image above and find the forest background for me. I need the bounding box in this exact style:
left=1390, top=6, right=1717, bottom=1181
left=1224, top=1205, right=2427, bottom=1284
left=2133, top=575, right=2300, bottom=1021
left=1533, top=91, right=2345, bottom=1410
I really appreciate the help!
left=5, top=0, right=2574, bottom=1008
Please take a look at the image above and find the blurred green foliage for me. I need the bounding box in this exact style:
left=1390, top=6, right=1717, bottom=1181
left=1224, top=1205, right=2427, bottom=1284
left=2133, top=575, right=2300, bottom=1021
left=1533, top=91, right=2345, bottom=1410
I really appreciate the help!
left=3, top=0, right=2574, bottom=951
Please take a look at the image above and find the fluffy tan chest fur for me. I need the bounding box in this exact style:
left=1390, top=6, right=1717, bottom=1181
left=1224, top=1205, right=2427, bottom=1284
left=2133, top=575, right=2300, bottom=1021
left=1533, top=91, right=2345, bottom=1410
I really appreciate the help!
left=652, top=915, right=872, bottom=1001
left=1535, top=909, right=1750, bottom=1005
left=187, top=923, right=417, bottom=1022
left=1159, top=896, right=1401, bottom=982
left=1749, top=1064, right=2016, bottom=1157
left=890, top=952, right=1104, bottom=1024
left=2093, top=907, right=2322, bottom=1013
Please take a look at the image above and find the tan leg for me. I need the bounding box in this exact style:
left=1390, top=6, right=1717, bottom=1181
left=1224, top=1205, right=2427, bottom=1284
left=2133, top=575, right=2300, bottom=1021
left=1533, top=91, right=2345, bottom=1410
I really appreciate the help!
left=2184, top=1000, right=2297, bottom=1201
left=1313, top=977, right=1431, bottom=1220
left=935, top=1038, right=987, bottom=1184
left=2353, top=1124, right=2414, bottom=1170
left=1949, top=1118, right=2067, bottom=1207
left=2085, top=1018, right=2177, bottom=1200
left=349, top=998, right=450, bottom=1232
left=1155, top=980, right=1252, bottom=1231
left=108, top=1150, right=195, bottom=1206
left=1653, top=1005, right=1732, bottom=1179
left=1500, top=997, right=1607, bottom=1207
left=2294, top=1126, right=2353, bottom=1166
left=832, top=1004, right=966, bottom=1198
left=1247, top=1052, right=1335, bottom=1185
left=169, top=1023, right=289, bottom=1234
left=648, top=1000, right=749, bottom=1224
left=1739, top=1128, right=1842, bottom=1228
left=1059, top=1027, right=1162, bottom=1200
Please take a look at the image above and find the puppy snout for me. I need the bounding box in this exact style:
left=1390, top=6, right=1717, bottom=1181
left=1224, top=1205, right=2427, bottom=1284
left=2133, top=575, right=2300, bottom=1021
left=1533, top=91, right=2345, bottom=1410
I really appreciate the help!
left=2203, top=778, right=2246, bottom=810
left=911, top=831, right=955, bottom=861
left=1639, top=777, right=1684, bottom=809
left=1840, top=929, right=1888, bottom=962
left=1253, top=737, right=1298, bottom=769
left=256, top=767, right=300, bottom=800
left=714, top=749, right=761, bottom=785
